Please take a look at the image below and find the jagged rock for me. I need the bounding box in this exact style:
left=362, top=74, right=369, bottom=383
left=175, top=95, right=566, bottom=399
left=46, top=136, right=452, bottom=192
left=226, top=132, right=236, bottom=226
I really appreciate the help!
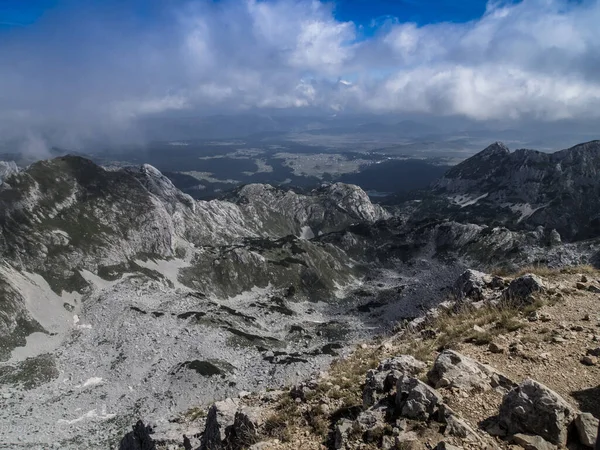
left=498, top=379, right=575, bottom=445
left=503, top=274, right=545, bottom=305
left=334, top=419, right=354, bottom=450
left=118, top=420, right=156, bottom=450
left=453, top=269, right=491, bottom=301
left=364, top=356, right=426, bottom=407
left=427, top=350, right=514, bottom=392
left=396, top=375, right=443, bottom=421
left=200, top=398, right=239, bottom=450
left=574, top=412, right=599, bottom=448
left=511, top=433, right=556, bottom=450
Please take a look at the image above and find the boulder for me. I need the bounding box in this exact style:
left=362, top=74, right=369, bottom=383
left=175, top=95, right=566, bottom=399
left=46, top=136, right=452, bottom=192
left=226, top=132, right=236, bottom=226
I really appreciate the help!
left=511, top=433, right=556, bottom=450
left=396, top=375, right=443, bottom=421
left=498, top=379, right=575, bottom=445
left=427, top=350, right=513, bottom=392
left=574, top=412, right=599, bottom=448
left=453, top=270, right=491, bottom=301
left=502, top=274, right=545, bottom=305
left=200, top=398, right=239, bottom=450
left=118, top=421, right=156, bottom=450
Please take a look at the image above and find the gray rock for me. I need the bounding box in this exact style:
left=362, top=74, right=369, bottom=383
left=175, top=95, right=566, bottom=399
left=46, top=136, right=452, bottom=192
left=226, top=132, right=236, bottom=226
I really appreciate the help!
left=444, top=414, right=478, bottom=439
left=498, top=379, right=575, bottom=445
left=502, top=274, right=545, bottom=305
left=334, top=419, right=354, bottom=450
left=377, top=355, right=427, bottom=375
left=396, top=375, right=443, bottom=421
left=511, top=433, right=556, bottom=450
left=200, top=398, right=239, bottom=450
left=363, top=369, right=392, bottom=408
left=453, top=269, right=491, bottom=301
left=574, top=412, right=599, bottom=448
left=548, top=229, right=561, bottom=246
left=364, top=355, right=426, bottom=407
left=428, top=350, right=514, bottom=392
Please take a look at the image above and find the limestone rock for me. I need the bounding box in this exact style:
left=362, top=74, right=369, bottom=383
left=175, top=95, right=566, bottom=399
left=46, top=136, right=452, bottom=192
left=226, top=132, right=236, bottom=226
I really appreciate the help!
left=498, top=379, right=575, bottom=445
left=574, top=412, right=599, bottom=448
left=502, top=274, right=545, bottom=305
left=396, top=375, right=443, bottom=421
left=454, top=269, right=491, bottom=301
left=428, top=350, right=514, bottom=392
left=200, top=398, right=239, bottom=450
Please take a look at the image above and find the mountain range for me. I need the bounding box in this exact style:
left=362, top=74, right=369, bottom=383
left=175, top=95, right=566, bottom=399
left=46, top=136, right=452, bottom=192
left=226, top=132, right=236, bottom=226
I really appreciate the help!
left=0, top=140, right=599, bottom=448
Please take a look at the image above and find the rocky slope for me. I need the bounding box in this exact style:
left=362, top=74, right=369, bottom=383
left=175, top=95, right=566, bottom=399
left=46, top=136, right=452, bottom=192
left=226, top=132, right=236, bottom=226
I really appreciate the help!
left=0, top=147, right=599, bottom=449
left=413, top=140, right=600, bottom=241
left=184, top=268, right=600, bottom=450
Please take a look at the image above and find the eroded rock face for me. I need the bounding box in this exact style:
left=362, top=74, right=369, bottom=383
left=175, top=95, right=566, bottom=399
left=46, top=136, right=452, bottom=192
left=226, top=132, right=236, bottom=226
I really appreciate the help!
left=427, top=350, right=514, bottom=392
left=498, top=379, right=575, bottom=445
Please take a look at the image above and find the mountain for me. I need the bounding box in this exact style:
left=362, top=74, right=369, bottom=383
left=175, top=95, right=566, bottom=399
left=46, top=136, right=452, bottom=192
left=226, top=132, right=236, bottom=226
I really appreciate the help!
left=410, top=140, right=600, bottom=240
left=0, top=148, right=599, bottom=448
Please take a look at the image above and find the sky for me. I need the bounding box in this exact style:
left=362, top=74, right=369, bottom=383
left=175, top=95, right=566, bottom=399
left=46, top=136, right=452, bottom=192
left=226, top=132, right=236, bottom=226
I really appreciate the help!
left=0, top=0, right=599, bottom=151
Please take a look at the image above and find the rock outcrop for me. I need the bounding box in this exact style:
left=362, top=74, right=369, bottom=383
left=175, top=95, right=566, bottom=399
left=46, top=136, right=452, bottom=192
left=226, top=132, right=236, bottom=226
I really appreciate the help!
left=118, top=420, right=156, bottom=450
left=427, top=350, right=513, bottom=392
left=498, top=379, right=575, bottom=445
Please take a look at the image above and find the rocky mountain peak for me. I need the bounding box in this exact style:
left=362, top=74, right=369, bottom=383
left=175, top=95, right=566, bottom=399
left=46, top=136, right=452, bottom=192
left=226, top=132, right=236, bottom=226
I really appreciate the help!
left=478, top=141, right=510, bottom=158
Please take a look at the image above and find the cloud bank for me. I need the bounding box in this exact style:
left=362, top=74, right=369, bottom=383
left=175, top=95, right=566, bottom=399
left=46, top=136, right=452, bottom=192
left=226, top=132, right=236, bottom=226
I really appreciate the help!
left=1, top=0, right=600, bottom=147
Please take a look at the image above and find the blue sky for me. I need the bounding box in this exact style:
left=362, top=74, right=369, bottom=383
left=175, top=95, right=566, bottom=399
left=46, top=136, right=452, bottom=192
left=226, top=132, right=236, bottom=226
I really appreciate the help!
left=1, top=0, right=492, bottom=29
left=0, top=0, right=599, bottom=150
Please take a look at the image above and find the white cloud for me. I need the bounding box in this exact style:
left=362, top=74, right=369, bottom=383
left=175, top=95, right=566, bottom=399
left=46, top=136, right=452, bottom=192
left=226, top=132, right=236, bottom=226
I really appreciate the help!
left=2, top=0, right=600, bottom=146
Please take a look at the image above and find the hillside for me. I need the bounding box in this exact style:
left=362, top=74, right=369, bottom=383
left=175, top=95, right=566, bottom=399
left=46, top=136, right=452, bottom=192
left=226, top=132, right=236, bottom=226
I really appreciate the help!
left=174, top=267, right=600, bottom=450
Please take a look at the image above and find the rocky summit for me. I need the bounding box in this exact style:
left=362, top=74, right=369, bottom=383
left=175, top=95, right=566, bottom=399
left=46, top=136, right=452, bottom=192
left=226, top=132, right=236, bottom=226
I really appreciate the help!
left=0, top=142, right=598, bottom=450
